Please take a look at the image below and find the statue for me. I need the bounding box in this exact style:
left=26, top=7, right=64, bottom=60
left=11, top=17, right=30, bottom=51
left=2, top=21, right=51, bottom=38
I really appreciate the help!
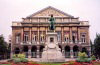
left=49, top=14, right=55, bottom=30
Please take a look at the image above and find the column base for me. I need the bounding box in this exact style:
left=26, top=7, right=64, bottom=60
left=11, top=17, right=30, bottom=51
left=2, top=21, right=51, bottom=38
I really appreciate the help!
left=70, top=55, right=74, bottom=58
left=37, top=55, right=40, bottom=58
left=28, top=55, right=31, bottom=58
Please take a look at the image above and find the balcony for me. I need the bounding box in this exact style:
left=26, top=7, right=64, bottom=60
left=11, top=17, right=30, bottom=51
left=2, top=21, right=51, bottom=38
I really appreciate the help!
left=40, top=41, right=45, bottom=45
left=21, top=41, right=38, bottom=45
left=63, top=40, right=82, bottom=44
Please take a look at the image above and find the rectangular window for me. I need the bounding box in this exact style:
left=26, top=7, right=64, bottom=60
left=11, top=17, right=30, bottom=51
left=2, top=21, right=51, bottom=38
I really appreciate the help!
left=16, top=35, right=20, bottom=43
left=40, top=36, right=45, bottom=42
left=32, top=35, right=37, bottom=42
left=57, top=31, right=61, bottom=42
left=64, top=37, right=69, bottom=42
left=50, top=37, right=54, bottom=43
left=24, top=33, right=29, bottom=43
left=81, top=33, right=86, bottom=43
left=72, top=31, right=77, bottom=43
left=64, top=31, right=69, bottom=43
left=40, top=31, right=45, bottom=42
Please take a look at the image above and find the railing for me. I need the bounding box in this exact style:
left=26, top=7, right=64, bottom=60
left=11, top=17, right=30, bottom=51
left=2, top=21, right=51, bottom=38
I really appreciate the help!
left=31, top=41, right=37, bottom=45
left=73, top=52, right=78, bottom=58
left=25, top=52, right=28, bottom=58
left=65, top=52, right=70, bottom=58
left=31, top=52, right=37, bottom=58
left=21, top=41, right=37, bottom=45
left=39, top=52, right=42, bottom=58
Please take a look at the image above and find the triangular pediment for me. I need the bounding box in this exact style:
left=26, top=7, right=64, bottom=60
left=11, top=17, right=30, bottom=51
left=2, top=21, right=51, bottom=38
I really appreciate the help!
left=27, top=6, right=74, bottom=18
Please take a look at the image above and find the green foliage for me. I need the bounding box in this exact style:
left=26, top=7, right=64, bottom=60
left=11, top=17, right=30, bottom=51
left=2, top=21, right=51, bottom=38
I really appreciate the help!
left=78, top=52, right=87, bottom=59
left=12, top=54, right=17, bottom=58
left=94, top=33, right=100, bottom=58
left=17, top=54, right=25, bottom=58
left=13, top=58, right=21, bottom=63
left=91, top=55, right=96, bottom=60
left=21, top=58, right=28, bottom=62
left=0, top=35, right=8, bottom=54
left=12, top=53, right=28, bottom=63
left=77, top=52, right=91, bottom=62
left=12, top=54, right=25, bottom=58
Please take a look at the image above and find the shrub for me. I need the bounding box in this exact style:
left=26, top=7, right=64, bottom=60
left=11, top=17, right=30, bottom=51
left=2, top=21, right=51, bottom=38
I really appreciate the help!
left=12, top=54, right=17, bottom=58
left=13, top=58, right=21, bottom=63
left=12, top=53, right=28, bottom=63
left=78, top=52, right=87, bottom=59
left=76, top=52, right=91, bottom=62
left=17, top=54, right=25, bottom=58
left=91, top=55, right=96, bottom=61
left=21, top=58, right=28, bottom=62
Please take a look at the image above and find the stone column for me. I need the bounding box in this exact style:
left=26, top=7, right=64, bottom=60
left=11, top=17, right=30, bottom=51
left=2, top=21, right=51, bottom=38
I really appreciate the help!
left=37, top=27, right=40, bottom=44
left=29, top=28, right=32, bottom=44
left=37, top=46, right=40, bottom=58
left=28, top=46, right=32, bottom=58
left=45, top=27, right=47, bottom=42
left=21, top=28, right=24, bottom=44
left=70, top=46, right=74, bottom=58
left=61, top=27, right=64, bottom=44
left=11, top=46, right=14, bottom=58
left=78, top=27, right=81, bottom=44
left=70, top=27, right=72, bottom=44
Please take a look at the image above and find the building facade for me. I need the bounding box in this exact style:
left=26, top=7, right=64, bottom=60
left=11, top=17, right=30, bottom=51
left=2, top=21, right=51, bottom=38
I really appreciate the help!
left=11, top=6, right=90, bottom=58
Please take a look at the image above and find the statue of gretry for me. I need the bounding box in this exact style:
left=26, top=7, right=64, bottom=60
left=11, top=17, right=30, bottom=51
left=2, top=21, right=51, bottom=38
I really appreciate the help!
left=49, top=14, right=55, bottom=30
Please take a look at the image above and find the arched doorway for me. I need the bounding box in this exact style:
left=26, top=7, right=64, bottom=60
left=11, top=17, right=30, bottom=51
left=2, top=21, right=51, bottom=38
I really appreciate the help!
left=82, top=47, right=88, bottom=55
left=31, top=46, right=37, bottom=58
left=59, top=45, right=62, bottom=52
left=15, top=48, right=20, bottom=54
left=39, top=45, right=45, bottom=58
left=73, top=45, right=79, bottom=58
left=65, top=45, right=70, bottom=58
left=23, top=46, right=28, bottom=58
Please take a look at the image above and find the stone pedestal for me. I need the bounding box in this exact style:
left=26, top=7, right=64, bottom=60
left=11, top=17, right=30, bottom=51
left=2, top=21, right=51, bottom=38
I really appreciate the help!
left=41, top=32, right=65, bottom=62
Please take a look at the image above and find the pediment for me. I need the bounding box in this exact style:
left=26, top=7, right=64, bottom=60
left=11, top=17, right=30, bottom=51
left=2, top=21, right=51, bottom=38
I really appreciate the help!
left=27, top=6, right=74, bottom=18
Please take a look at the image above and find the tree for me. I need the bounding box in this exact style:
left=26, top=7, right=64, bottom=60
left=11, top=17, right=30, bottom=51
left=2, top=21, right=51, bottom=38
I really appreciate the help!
left=0, top=35, right=8, bottom=59
left=90, top=40, right=94, bottom=55
left=94, top=33, right=100, bottom=59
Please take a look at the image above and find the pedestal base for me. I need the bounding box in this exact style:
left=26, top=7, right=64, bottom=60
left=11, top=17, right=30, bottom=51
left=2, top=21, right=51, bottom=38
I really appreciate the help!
left=41, top=49, right=65, bottom=62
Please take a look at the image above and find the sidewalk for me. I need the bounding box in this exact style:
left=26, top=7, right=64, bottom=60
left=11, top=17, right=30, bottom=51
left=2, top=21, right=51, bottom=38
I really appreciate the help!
left=0, top=59, right=9, bottom=62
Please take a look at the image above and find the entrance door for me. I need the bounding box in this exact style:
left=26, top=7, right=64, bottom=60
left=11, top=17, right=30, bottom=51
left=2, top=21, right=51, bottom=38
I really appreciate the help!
left=73, top=45, right=79, bottom=58
left=31, top=46, right=37, bottom=58
left=65, top=46, right=70, bottom=58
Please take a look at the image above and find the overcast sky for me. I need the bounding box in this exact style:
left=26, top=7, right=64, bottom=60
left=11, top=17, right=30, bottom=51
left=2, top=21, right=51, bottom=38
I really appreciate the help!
left=0, top=0, right=100, bottom=42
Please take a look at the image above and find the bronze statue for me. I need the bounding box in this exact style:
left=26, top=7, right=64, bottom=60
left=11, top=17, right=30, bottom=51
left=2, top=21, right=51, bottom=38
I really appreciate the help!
left=49, top=14, right=55, bottom=30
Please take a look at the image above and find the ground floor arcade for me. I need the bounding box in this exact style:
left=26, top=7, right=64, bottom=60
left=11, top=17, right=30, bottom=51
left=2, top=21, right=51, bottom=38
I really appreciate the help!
left=13, top=45, right=90, bottom=58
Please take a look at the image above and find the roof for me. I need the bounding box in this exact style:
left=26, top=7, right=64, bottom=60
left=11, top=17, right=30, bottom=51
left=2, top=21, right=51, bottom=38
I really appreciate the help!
left=26, top=6, right=74, bottom=18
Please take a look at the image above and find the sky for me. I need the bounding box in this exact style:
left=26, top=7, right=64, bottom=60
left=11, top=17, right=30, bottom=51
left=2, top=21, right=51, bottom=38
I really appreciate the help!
left=0, top=0, right=100, bottom=42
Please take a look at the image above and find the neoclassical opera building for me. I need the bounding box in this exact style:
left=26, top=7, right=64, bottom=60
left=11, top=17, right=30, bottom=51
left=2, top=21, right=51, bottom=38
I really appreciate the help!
left=11, top=6, right=90, bottom=58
